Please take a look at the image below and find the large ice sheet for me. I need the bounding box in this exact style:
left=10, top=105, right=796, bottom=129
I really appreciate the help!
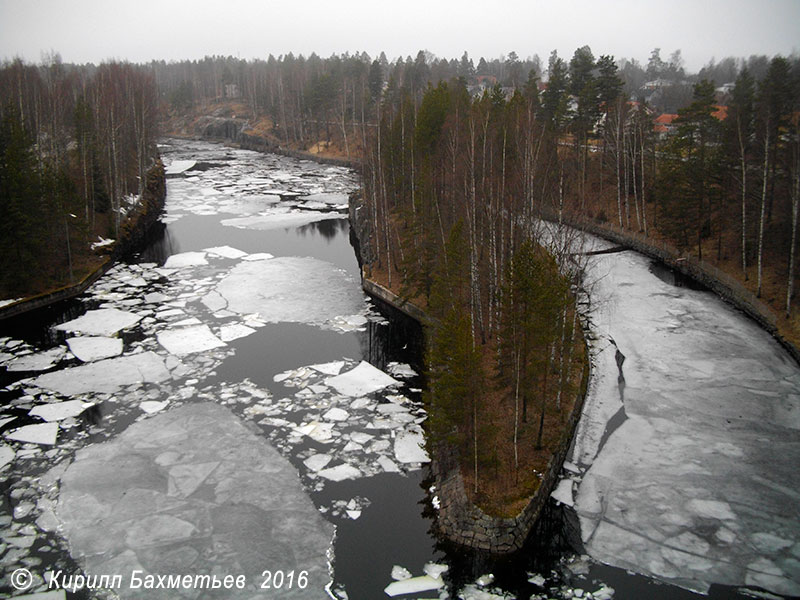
left=569, top=246, right=800, bottom=596
left=393, top=431, right=430, bottom=464
left=326, top=361, right=400, bottom=396
left=31, top=351, right=170, bottom=395
left=53, top=403, right=334, bottom=599
left=54, top=308, right=141, bottom=337
left=215, top=257, right=364, bottom=330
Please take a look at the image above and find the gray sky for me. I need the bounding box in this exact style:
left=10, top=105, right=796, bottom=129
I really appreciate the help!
left=0, top=0, right=798, bottom=72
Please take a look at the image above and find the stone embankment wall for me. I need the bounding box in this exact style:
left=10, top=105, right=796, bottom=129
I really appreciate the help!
left=430, top=363, right=587, bottom=553
left=349, top=193, right=589, bottom=554
left=0, top=161, right=167, bottom=320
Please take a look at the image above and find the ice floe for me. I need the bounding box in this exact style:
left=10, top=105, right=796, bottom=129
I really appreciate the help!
left=566, top=238, right=800, bottom=596
left=393, top=431, right=429, bottom=464
left=5, top=422, right=59, bottom=445
left=326, top=361, right=400, bottom=396
left=29, top=400, right=91, bottom=422
left=157, top=324, right=226, bottom=355
left=384, top=575, right=444, bottom=597
left=203, top=245, right=248, bottom=259
left=164, top=159, right=196, bottom=175
left=5, top=347, right=66, bottom=371
left=0, top=444, right=15, bottom=469
left=221, top=211, right=347, bottom=231
left=163, top=251, right=208, bottom=268
left=54, top=308, right=142, bottom=337
left=31, top=351, right=170, bottom=395
left=66, top=336, right=123, bottom=362
left=317, top=463, right=361, bottom=482
left=217, top=323, right=256, bottom=342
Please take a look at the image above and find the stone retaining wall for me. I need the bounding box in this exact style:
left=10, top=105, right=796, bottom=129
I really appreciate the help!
left=430, top=358, right=589, bottom=554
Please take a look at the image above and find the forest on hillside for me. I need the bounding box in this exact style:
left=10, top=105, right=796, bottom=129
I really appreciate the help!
left=153, top=48, right=799, bottom=316
left=0, top=56, right=159, bottom=296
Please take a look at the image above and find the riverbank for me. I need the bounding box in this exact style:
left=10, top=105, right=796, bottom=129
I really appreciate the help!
left=0, top=160, right=166, bottom=321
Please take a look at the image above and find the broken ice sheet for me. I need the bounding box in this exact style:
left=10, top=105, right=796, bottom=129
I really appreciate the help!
left=5, top=422, right=59, bottom=445
left=394, top=430, right=429, bottom=464
left=551, top=478, right=574, bottom=507
left=29, top=399, right=91, bottom=422
left=325, top=361, right=400, bottom=396
left=384, top=575, right=444, bottom=597
left=5, top=347, right=66, bottom=371
left=55, top=308, right=142, bottom=337
left=217, top=323, right=256, bottom=342
left=66, top=336, right=123, bottom=362
left=157, top=324, right=226, bottom=355
left=203, top=245, right=248, bottom=259
left=317, top=463, right=361, bottom=482
left=53, top=402, right=333, bottom=596
left=221, top=211, right=346, bottom=232
left=163, top=251, right=208, bottom=268
left=0, top=444, right=15, bottom=469
left=31, top=351, right=170, bottom=395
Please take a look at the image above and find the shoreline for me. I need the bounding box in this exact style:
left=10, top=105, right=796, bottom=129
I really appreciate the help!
left=0, top=160, right=167, bottom=322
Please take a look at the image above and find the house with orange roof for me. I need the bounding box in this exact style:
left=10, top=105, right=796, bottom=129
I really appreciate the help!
left=654, top=113, right=679, bottom=136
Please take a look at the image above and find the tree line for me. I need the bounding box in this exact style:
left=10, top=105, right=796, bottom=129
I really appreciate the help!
left=0, top=55, right=159, bottom=295
left=355, top=46, right=799, bottom=502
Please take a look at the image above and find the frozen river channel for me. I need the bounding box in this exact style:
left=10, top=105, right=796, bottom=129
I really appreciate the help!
left=0, top=139, right=438, bottom=599
left=0, top=139, right=798, bottom=600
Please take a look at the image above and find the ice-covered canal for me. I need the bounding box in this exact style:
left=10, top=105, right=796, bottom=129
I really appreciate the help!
left=554, top=233, right=800, bottom=598
left=0, top=139, right=798, bottom=600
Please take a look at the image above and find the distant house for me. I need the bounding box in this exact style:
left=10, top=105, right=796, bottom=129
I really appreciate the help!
left=643, top=78, right=672, bottom=91
left=654, top=113, right=679, bottom=136
left=476, top=75, right=498, bottom=90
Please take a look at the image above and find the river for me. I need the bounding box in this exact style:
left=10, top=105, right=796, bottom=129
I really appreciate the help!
left=0, top=139, right=797, bottom=600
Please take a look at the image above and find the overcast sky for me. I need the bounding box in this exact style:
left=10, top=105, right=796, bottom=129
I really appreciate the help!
left=0, top=0, right=797, bottom=72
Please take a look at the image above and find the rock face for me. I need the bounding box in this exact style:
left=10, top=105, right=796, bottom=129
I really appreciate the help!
left=54, top=403, right=334, bottom=599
